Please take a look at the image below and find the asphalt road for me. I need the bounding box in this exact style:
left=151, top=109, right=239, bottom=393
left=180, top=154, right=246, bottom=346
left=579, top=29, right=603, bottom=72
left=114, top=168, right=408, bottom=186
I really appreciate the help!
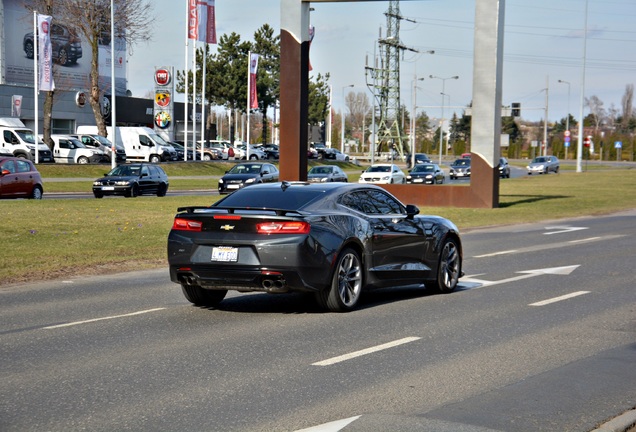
left=1, top=211, right=634, bottom=431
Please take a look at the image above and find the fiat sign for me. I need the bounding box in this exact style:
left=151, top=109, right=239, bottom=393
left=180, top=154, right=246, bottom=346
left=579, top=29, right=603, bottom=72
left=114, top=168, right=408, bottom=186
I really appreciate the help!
left=155, top=68, right=171, bottom=86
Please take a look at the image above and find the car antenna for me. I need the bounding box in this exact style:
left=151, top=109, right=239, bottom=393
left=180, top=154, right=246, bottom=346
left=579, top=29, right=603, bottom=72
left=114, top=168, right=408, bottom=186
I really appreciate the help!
left=281, top=181, right=291, bottom=191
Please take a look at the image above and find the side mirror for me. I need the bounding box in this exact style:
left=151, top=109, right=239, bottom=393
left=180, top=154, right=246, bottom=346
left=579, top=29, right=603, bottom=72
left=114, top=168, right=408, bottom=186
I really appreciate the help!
left=405, top=204, right=420, bottom=219
left=0, top=169, right=10, bottom=176
left=261, top=171, right=269, bottom=176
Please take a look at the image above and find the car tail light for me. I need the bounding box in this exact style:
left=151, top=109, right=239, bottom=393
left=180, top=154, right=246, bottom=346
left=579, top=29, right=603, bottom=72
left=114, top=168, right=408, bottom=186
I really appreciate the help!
left=256, top=221, right=310, bottom=234
left=173, top=218, right=202, bottom=231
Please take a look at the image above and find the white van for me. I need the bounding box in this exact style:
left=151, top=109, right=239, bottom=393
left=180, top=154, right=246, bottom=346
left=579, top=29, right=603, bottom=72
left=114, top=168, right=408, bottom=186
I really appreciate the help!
left=71, top=133, right=127, bottom=163
left=76, top=126, right=177, bottom=163
left=49, top=134, right=108, bottom=164
left=0, top=118, right=54, bottom=162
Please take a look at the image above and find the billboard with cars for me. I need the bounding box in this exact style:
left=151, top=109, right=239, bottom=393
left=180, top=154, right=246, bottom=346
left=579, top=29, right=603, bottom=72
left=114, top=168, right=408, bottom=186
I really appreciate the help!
left=2, top=0, right=127, bottom=94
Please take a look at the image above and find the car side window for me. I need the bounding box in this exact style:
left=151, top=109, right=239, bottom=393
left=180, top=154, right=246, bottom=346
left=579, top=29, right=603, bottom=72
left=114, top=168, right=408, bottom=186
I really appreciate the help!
left=141, top=166, right=150, bottom=176
left=339, top=191, right=365, bottom=213
left=366, top=190, right=405, bottom=215
left=4, top=131, right=16, bottom=144
left=1, top=160, right=16, bottom=173
left=16, top=160, right=31, bottom=173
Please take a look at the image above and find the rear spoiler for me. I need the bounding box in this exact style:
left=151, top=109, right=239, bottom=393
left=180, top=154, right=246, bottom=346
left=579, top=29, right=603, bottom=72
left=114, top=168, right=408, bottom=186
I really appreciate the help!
left=176, top=206, right=304, bottom=217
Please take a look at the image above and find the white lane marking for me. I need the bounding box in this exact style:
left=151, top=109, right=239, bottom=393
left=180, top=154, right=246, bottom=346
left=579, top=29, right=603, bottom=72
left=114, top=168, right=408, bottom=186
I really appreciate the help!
left=529, top=291, right=590, bottom=306
left=461, top=265, right=580, bottom=288
left=569, top=236, right=601, bottom=243
left=312, top=337, right=421, bottom=367
left=544, top=226, right=588, bottom=235
left=474, top=250, right=518, bottom=258
left=42, top=308, right=166, bottom=330
left=295, top=416, right=361, bottom=432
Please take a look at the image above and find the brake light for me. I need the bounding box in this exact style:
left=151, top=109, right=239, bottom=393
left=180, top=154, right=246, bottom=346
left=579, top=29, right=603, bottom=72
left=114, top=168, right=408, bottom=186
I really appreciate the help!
left=173, top=218, right=202, bottom=231
left=256, top=221, right=310, bottom=234
left=214, top=214, right=242, bottom=220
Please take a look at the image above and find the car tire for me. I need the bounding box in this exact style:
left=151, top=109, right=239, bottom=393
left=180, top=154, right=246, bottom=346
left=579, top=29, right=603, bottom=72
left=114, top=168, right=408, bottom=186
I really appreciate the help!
left=58, top=48, right=69, bottom=65
left=31, top=185, right=43, bottom=200
left=316, top=247, right=362, bottom=312
left=181, top=284, right=227, bottom=307
left=249, top=155, right=258, bottom=160
left=432, top=237, right=461, bottom=294
left=25, top=41, right=34, bottom=59
left=157, top=183, right=168, bottom=197
left=149, top=155, right=161, bottom=163
left=77, top=156, right=89, bottom=164
left=126, top=183, right=139, bottom=198
left=554, top=167, right=559, bottom=174
left=94, top=192, right=104, bottom=199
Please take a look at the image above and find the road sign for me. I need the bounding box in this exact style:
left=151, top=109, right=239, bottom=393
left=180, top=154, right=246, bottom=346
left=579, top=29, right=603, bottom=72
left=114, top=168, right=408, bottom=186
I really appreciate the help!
left=564, top=136, right=571, bottom=142
left=564, top=130, right=571, bottom=137
left=615, top=141, right=622, bottom=149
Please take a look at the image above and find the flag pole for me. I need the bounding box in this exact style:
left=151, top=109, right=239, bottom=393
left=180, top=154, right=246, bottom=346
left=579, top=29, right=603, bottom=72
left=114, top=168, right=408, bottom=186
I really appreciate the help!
left=184, top=0, right=189, bottom=160
left=33, top=11, right=39, bottom=164
left=246, top=50, right=251, bottom=159
left=201, top=44, right=206, bottom=160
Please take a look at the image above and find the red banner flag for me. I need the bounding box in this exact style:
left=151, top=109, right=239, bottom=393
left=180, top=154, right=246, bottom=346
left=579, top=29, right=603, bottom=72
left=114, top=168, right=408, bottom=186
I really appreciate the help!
left=249, top=53, right=259, bottom=109
left=189, top=0, right=216, bottom=44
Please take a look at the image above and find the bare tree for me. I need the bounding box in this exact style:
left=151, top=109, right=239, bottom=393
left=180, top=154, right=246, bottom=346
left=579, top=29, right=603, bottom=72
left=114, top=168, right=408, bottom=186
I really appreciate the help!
left=585, top=95, right=606, bottom=132
left=345, top=91, right=371, bottom=138
left=621, top=84, right=633, bottom=127
left=51, top=0, right=155, bottom=137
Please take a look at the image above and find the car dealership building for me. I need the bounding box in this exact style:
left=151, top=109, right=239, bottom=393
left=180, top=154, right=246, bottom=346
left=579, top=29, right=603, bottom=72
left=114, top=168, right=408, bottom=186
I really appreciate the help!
left=0, top=0, right=197, bottom=142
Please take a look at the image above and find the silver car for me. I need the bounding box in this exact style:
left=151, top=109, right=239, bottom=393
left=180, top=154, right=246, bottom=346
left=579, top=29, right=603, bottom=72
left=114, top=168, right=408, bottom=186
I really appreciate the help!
left=527, top=156, right=559, bottom=175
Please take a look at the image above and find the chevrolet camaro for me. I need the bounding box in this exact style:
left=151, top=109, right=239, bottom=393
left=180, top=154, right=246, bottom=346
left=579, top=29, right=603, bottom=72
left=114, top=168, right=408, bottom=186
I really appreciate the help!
left=168, top=182, right=463, bottom=312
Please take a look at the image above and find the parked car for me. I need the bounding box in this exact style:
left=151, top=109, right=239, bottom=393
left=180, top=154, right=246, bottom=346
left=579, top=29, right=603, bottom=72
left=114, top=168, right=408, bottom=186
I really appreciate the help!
left=498, top=157, right=511, bottom=178
left=217, top=162, right=279, bottom=194
left=307, top=165, right=348, bottom=183
left=330, top=149, right=350, bottom=162
left=24, top=23, right=82, bottom=66
left=0, top=156, right=43, bottom=199
left=238, top=144, right=266, bottom=160
left=407, top=163, right=445, bottom=184
left=170, top=141, right=201, bottom=161
left=168, top=182, right=463, bottom=312
left=358, top=164, right=406, bottom=184
left=198, top=140, right=234, bottom=160
left=92, top=163, right=169, bottom=198
left=71, top=133, right=126, bottom=163
left=449, top=158, right=471, bottom=180
left=527, top=155, right=559, bottom=175
left=256, top=144, right=280, bottom=160
left=406, top=153, right=432, bottom=168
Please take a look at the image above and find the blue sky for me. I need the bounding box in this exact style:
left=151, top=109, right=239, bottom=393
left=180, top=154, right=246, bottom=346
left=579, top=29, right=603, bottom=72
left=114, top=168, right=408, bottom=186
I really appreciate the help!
left=126, top=0, right=636, bottom=123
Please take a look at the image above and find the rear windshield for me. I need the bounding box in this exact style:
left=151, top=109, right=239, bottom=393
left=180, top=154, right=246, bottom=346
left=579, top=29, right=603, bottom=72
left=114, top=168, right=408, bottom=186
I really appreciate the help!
left=215, top=187, right=325, bottom=210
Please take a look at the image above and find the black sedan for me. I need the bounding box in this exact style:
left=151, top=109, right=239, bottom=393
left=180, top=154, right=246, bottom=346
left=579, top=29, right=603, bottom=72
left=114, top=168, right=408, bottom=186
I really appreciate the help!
left=307, top=165, right=348, bottom=182
left=217, top=162, right=279, bottom=194
left=168, top=182, right=463, bottom=312
left=92, top=163, right=169, bottom=198
left=407, top=163, right=445, bottom=184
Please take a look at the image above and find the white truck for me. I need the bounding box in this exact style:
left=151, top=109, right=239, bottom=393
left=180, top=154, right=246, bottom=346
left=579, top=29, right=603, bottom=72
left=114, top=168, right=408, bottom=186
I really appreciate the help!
left=76, top=126, right=177, bottom=163
left=0, top=118, right=54, bottom=162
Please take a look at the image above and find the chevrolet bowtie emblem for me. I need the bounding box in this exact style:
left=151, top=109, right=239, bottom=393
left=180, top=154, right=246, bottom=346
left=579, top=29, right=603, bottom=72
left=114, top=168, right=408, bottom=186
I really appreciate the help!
left=220, top=224, right=235, bottom=231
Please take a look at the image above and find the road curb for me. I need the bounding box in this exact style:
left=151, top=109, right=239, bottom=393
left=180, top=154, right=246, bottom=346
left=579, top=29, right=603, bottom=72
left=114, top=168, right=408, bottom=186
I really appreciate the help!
left=591, top=409, right=636, bottom=432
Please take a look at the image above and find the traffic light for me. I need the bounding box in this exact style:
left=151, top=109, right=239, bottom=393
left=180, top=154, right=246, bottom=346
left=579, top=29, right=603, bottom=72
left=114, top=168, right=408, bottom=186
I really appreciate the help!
left=511, top=102, right=521, bottom=117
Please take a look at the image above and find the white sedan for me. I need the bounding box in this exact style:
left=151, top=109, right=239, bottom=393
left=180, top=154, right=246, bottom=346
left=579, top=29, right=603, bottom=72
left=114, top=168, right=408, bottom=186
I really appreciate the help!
left=358, top=163, right=406, bottom=184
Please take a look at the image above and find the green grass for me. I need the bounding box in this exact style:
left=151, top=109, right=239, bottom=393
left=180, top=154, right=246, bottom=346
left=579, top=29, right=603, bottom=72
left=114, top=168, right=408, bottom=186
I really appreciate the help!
left=3, top=165, right=635, bottom=286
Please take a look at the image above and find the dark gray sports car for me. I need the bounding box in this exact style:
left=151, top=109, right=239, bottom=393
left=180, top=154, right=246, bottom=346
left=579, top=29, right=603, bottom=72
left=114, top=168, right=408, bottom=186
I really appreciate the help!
left=168, top=182, right=463, bottom=312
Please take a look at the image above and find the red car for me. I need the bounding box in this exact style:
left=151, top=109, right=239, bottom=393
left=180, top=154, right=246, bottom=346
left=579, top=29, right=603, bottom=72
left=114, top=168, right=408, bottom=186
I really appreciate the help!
left=0, top=156, right=44, bottom=199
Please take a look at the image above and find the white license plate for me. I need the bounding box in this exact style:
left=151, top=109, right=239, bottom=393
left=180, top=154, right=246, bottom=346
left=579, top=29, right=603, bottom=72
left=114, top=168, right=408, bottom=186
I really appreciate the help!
left=211, top=246, right=238, bottom=262
left=227, top=184, right=240, bottom=189
left=102, top=186, right=115, bottom=190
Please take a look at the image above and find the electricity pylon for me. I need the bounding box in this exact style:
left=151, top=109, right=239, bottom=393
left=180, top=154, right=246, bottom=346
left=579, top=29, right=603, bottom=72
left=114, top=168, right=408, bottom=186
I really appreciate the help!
left=365, top=0, right=420, bottom=160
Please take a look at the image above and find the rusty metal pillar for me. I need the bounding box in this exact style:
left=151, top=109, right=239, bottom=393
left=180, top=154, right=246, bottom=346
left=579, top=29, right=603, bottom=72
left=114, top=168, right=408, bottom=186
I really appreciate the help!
left=279, top=0, right=310, bottom=181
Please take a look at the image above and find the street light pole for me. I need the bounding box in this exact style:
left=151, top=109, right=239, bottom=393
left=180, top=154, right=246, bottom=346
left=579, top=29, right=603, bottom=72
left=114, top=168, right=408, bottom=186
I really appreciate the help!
left=558, top=79, right=571, bottom=159
left=430, top=75, right=459, bottom=165
left=410, top=77, right=425, bottom=168
left=341, top=84, right=354, bottom=152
